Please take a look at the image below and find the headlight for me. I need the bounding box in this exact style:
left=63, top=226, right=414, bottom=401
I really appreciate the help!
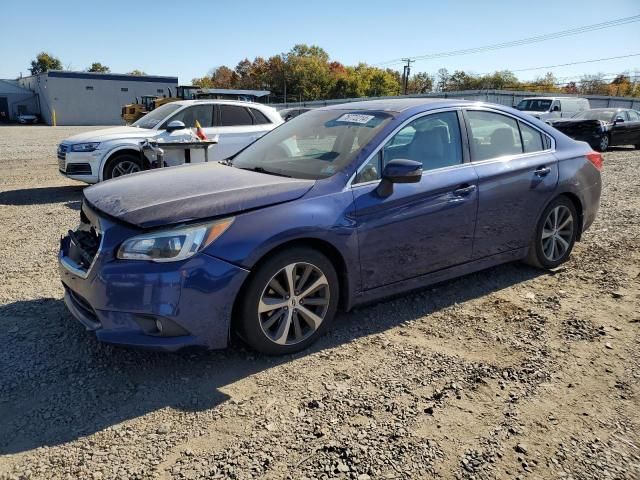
left=117, top=218, right=233, bottom=262
left=71, top=142, right=101, bottom=152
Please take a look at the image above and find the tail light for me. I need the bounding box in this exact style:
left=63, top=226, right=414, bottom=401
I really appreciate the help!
left=586, top=151, right=603, bottom=170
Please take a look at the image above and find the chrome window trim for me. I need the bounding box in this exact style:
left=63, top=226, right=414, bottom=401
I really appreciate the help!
left=464, top=107, right=556, bottom=163
left=345, top=105, right=557, bottom=190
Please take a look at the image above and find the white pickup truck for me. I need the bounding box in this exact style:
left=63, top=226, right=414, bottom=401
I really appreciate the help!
left=57, top=100, right=282, bottom=183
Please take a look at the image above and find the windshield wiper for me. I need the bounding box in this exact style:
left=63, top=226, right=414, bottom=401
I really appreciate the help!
left=237, top=166, right=292, bottom=178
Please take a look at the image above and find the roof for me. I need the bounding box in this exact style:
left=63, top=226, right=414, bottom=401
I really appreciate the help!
left=321, top=97, right=472, bottom=113
left=42, top=70, right=178, bottom=84
left=168, top=99, right=278, bottom=111
left=195, top=88, right=271, bottom=97
left=0, top=79, right=34, bottom=94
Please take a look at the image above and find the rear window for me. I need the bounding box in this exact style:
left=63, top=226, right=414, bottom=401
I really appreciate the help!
left=467, top=111, right=522, bottom=161
left=219, top=105, right=253, bottom=126
left=250, top=108, right=271, bottom=125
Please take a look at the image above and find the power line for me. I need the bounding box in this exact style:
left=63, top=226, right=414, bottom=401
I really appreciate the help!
left=472, top=53, right=640, bottom=77
left=376, top=14, right=640, bottom=67
left=507, top=53, right=640, bottom=73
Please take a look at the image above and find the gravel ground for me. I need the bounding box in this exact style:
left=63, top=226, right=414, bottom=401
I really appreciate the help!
left=0, top=125, right=638, bottom=479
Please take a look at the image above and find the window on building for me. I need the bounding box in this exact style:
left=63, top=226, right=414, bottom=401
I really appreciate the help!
left=157, top=89, right=164, bottom=94
left=85, top=86, right=94, bottom=91
left=121, top=87, right=129, bottom=92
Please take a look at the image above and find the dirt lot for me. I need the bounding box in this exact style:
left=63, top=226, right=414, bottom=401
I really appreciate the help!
left=0, top=125, right=638, bottom=480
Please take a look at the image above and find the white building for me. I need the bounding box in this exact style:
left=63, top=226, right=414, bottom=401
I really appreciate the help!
left=15, top=70, right=178, bottom=125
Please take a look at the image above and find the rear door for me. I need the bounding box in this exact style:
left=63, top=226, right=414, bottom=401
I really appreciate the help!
left=626, top=110, right=640, bottom=145
left=352, top=109, right=479, bottom=290
left=464, top=109, right=559, bottom=259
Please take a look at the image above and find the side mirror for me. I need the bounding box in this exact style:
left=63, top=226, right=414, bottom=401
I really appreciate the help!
left=552, top=105, right=560, bottom=112
left=614, top=117, right=625, bottom=124
left=376, top=159, right=422, bottom=197
left=166, top=120, right=186, bottom=133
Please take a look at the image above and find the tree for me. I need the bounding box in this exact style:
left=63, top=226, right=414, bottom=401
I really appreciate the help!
left=436, top=68, right=450, bottom=92
left=407, top=72, right=434, bottom=94
left=127, top=69, right=146, bottom=76
left=87, top=62, right=110, bottom=73
left=29, top=52, right=63, bottom=75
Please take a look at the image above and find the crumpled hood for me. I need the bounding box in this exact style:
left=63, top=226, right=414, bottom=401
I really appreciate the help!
left=84, top=163, right=315, bottom=228
left=62, top=126, right=161, bottom=143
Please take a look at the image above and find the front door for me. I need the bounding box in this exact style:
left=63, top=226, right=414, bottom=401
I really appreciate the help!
left=352, top=110, right=478, bottom=290
left=464, top=109, right=559, bottom=259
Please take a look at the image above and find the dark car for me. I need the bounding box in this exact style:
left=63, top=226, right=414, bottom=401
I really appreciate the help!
left=548, top=108, right=640, bottom=152
left=59, top=99, right=602, bottom=354
left=279, top=107, right=313, bottom=122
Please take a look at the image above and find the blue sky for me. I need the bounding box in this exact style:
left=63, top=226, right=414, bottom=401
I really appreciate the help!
left=1, top=0, right=638, bottom=84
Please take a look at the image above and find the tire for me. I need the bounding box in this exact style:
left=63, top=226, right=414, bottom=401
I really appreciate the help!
left=526, top=196, right=578, bottom=269
left=237, top=247, right=339, bottom=355
left=103, top=153, right=143, bottom=180
left=595, top=134, right=609, bottom=152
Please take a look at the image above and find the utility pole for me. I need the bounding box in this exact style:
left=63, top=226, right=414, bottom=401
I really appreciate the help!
left=402, top=58, right=414, bottom=95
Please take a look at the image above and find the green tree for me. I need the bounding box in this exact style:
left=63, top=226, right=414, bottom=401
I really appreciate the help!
left=87, top=62, right=110, bottom=73
left=127, top=69, right=146, bottom=76
left=29, top=52, right=63, bottom=75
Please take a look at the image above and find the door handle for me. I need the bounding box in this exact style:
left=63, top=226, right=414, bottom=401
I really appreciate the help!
left=452, top=184, right=476, bottom=197
left=534, top=166, right=551, bottom=177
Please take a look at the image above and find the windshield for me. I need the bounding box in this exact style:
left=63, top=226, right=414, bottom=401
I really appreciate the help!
left=516, top=99, right=552, bottom=112
left=572, top=110, right=616, bottom=122
left=231, top=110, right=393, bottom=180
left=132, top=103, right=183, bottom=129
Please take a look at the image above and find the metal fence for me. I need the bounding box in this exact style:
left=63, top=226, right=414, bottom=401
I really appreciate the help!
left=268, top=89, right=640, bottom=110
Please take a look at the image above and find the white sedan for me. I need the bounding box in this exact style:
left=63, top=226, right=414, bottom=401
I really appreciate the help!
left=57, top=100, right=283, bottom=183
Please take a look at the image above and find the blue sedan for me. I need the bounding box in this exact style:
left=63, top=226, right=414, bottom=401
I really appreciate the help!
left=59, top=99, right=602, bottom=354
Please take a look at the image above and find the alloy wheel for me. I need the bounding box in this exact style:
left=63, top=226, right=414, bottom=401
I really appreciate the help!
left=112, top=160, right=141, bottom=177
left=258, top=262, right=330, bottom=345
left=541, top=205, right=574, bottom=262
left=599, top=135, right=609, bottom=152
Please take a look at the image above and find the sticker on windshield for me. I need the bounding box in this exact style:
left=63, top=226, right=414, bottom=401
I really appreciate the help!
left=335, top=113, right=375, bottom=124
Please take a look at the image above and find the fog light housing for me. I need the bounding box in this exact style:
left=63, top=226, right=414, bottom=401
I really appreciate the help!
left=153, top=317, right=189, bottom=337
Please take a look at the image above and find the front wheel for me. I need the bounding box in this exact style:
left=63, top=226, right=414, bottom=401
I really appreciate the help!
left=237, top=247, right=339, bottom=355
left=103, top=154, right=143, bottom=180
left=526, top=196, right=578, bottom=269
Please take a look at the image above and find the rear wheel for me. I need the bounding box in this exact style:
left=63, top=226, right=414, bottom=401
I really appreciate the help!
left=526, top=196, right=578, bottom=269
left=104, top=154, right=142, bottom=180
left=237, top=247, right=339, bottom=355
left=595, top=134, right=609, bottom=152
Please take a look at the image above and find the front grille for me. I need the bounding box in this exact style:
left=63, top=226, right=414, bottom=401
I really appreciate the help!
left=65, top=163, right=92, bottom=175
left=68, top=228, right=101, bottom=269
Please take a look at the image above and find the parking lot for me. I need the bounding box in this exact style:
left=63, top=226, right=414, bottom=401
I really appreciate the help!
left=0, top=125, right=638, bottom=479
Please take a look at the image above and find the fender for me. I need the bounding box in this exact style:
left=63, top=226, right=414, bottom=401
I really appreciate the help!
left=99, top=142, right=146, bottom=181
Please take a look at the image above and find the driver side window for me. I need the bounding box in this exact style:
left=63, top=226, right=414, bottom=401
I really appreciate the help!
left=354, top=110, right=463, bottom=184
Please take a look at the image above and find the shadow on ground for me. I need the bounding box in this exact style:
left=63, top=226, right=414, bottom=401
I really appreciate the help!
left=0, top=185, right=84, bottom=206
left=0, top=261, right=542, bottom=454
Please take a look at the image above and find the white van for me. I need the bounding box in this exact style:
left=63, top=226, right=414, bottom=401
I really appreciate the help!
left=514, top=97, right=590, bottom=121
